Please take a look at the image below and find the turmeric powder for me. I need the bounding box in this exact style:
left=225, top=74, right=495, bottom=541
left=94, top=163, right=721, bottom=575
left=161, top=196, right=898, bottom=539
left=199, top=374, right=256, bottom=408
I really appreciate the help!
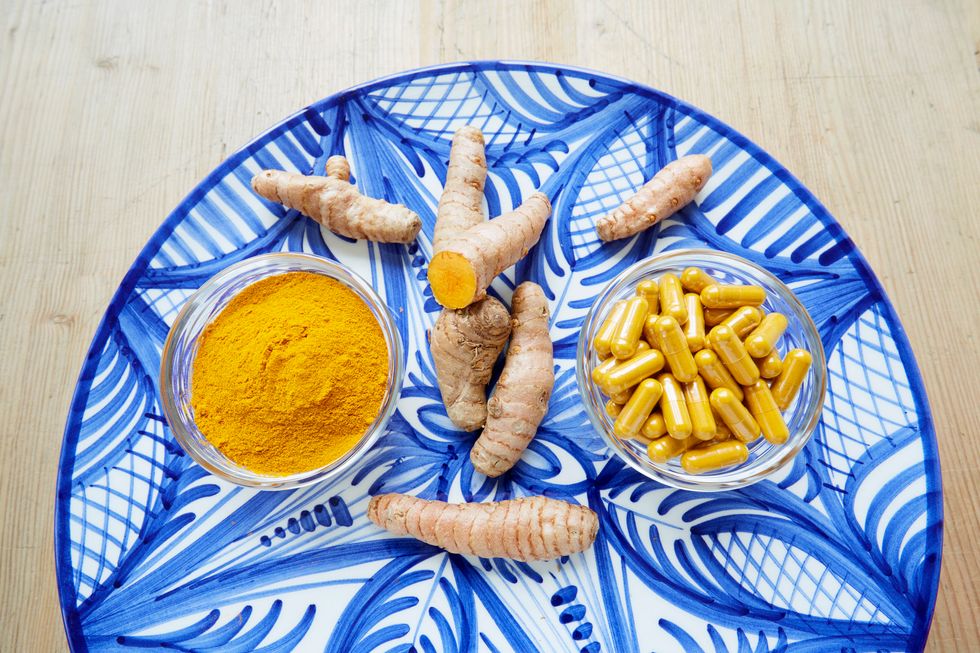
left=191, top=271, right=389, bottom=475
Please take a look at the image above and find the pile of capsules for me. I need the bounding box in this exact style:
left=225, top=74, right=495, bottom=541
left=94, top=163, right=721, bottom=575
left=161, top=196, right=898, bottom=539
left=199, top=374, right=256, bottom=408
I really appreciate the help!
left=589, top=266, right=813, bottom=474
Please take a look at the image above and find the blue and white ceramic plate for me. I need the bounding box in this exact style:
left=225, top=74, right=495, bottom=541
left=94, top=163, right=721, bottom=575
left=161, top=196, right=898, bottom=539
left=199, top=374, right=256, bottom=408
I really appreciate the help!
left=55, top=62, right=943, bottom=652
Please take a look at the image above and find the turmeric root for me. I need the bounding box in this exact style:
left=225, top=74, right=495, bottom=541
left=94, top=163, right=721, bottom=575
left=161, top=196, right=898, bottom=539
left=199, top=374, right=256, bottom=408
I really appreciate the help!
left=595, top=155, right=712, bottom=242
left=252, top=162, right=422, bottom=243
left=427, top=193, right=551, bottom=308
left=367, top=493, right=598, bottom=561
left=430, top=297, right=511, bottom=431
left=471, top=282, right=554, bottom=477
left=325, top=154, right=351, bottom=181
left=434, top=126, right=487, bottom=253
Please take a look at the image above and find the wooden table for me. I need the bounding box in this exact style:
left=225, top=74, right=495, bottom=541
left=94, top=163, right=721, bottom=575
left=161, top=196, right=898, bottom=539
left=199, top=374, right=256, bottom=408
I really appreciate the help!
left=2, top=1, right=977, bottom=650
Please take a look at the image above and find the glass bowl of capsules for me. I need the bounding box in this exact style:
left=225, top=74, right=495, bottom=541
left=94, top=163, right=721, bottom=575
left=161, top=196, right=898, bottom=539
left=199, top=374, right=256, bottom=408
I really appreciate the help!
left=575, top=249, right=826, bottom=491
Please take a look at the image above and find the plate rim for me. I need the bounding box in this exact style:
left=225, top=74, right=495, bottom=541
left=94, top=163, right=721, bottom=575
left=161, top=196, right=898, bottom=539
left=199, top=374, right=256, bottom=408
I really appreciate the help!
left=53, top=59, right=944, bottom=652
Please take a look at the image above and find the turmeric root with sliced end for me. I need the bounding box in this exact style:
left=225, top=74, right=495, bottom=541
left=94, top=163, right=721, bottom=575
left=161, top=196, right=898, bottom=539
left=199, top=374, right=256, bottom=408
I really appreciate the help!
left=595, top=154, right=712, bottom=242
left=430, top=297, right=512, bottom=431
left=428, top=193, right=551, bottom=308
left=471, top=282, right=554, bottom=477
left=252, top=166, right=422, bottom=243
left=434, top=126, right=487, bottom=253
left=367, top=493, right=598, bottom=561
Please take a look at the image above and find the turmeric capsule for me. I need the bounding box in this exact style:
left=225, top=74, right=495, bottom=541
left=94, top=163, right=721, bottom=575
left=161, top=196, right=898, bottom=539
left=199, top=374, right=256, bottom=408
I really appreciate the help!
left=653, top=316, right=698, bottom=383
left=658, top=373, right=693, bottom=439
left=715, top=305, right=763, bottom=339
left=770, top=348, right=812, bottom=410
left=635, top=279, right=660, bottom=315
left=745, top=312, right=788, bottom=358
left=613, top=378, right=663, bottom=438
left=744, top=380, right=789, bottom=445
left=605, top=400, right=623, bottom=418
left=755, top=349, right=783, bottom=379
left=608, top=387, right=634, bottom=404
left=680, top=267, right=715, bottom=294
left=709, top=325, right=760, bottom=385
left=700, top=284, right=766, bottom=309
left=682, top=293, right=706, bottom=352
left=704, top=307, right=735, bottom=327
left=602, top=349, right=666, bottom=394
left=694, top=348, right=744, bottom=401
left=658, top=273, right=688, bottom=324
left=591, top=355, right=620, bottom=386
left=611, top=297, right=649, bottom=359
left=642, top=314, right=658, bottom=349
left=709, top=388, right=761, bottom=443
left=683, top=376, right=716, bottom=440
left=593, top=300, right=628, bottom=359
left=594, top=340, right=650, bottom=389
left=641, top=412, right=668, bottom=439
left=681, top=440, right=749, bottom=474
left=647, top=435, right=697, bottom=463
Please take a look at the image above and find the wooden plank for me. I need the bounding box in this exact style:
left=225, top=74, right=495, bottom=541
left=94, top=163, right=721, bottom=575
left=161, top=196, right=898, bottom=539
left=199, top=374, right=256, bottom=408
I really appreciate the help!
left=0, top=1, right=976, bottom=650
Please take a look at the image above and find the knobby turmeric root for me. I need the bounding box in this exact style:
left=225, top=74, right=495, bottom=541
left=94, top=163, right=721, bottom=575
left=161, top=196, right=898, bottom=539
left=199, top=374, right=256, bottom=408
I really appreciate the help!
left=434, top=126, right=487, bottom=254
left=471, top=282, right=554, bottom=477
left=367, top=493, right=598, bottom=561
left=430, top=297, right=511, bottom=431
left=252, top=159, right=422, bottom=243
left=595, top=154, right=712, bottom=242
left=427, top=193, right=551, bottom=309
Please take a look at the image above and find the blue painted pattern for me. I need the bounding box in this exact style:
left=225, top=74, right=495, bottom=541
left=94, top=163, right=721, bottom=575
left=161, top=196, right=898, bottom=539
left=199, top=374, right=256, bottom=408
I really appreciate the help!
left=55, top=62, right=942, bottom=652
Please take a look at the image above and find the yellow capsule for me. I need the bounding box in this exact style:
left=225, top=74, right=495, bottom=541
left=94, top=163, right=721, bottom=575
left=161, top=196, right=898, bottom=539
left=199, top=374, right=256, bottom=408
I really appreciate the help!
left=680, top=267, right=716, bottom=294
left=653, top=316, right=698, bottom=383
left=658, top=373, right=693, bottom=439
left=613, top=378, right=663, bottom=438
left=744, top=380, right=789, bottom=445
left=704, top=307, right=735, bottom=327
left=641, top=412, right=668, bottom=439
left=608, top=386, right=634, bottom=404
left=755, top=349, right=783, bottom=379
left=609, top=339, right=650, bottom=375
left=658, top=273, right=688, bottom=324
left=709, top=388, right=761, bottom=443
left=700, top=284, right=766, bottom=309
left=605, top=400, right=623, bottom=418
left=635, top=279, right=660, bottom=315
left=770, top=348, right=812, bottom=410
left=642, top=314, right=658, bottom=349
left=683, top=376, right=716, bottom=440
left=647, top=435, right=698, bottom=463
left=611, top=297, right=649, bottom=359
left=602, top=349, right=666, bottom=394
left=593, top=300, right=628, bottom=359
left=694, top=348, right=744, bottom=401
left=683, top=293, right=706, bottom=352
left=681, top=440, right=750, bottom=474
left=745, top=312, right=788, bottom=358
left=591, top=356, right=620, bottom=386
left=715, top=305, right=763, bottom=339
left=709, top=325, right=761, bottom=385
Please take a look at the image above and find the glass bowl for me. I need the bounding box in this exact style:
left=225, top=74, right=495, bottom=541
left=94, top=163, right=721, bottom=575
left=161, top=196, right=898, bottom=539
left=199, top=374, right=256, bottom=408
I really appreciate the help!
left=575, top=249, right=826, bottom=491
left=159, top=253, right=404, bottom=490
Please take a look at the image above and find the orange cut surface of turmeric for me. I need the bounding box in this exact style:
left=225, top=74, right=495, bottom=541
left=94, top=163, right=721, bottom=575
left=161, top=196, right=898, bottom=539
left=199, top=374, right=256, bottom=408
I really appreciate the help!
left=191, top=271, right=389, bottom=475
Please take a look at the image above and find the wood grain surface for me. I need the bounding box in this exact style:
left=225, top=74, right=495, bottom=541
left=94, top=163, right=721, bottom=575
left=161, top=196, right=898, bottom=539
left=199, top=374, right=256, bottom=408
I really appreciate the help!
left=1, top=1, right=977, bottom=650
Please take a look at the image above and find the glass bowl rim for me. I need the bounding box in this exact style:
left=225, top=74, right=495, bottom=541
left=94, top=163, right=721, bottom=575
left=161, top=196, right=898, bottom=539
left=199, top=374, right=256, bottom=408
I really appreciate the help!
left=575, top=248, right=827, bottom=492
left=159, top=252, right=404, bottom=490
